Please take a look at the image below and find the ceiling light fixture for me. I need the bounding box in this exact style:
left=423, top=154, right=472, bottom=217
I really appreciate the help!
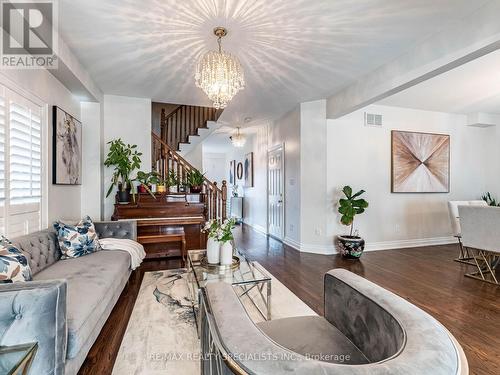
left=195, top=27, right=245, bottom=109
left=230, top=127, right=246, bottom=148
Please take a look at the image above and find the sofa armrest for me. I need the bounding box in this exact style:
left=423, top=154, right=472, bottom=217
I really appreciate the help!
left=0, top=280, right=67, bottom=375
left=94, top=220, right=137, bottom=240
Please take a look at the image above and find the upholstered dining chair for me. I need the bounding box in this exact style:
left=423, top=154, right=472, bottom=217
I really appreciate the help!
left=448, top=200, right=488, bottom=264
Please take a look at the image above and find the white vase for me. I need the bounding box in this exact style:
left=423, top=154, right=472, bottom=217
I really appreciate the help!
left=220, top=241, right=233, bottom=265
left=206, top=237, right=220, bottom=264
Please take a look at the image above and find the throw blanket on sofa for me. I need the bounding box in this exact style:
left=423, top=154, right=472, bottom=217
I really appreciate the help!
left=99, top=238, right=146, bottom=270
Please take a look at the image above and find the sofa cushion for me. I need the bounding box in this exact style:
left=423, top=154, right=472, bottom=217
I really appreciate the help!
left=53, top=216, right=102, bottom=259
left=33, top=249, right=131, bottom=359
left=257, top=316, right=370, bottom=365
left=11, top=230, right=60, bottom=276
left=0, top=236, right=32, bottom=283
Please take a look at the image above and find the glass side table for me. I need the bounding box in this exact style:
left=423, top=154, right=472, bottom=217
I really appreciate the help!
left=0, top=343, right=38, bottom=375
left=187, top=248, right=272, bottom=324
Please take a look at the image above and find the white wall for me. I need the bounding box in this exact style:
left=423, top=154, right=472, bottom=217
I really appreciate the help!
left=300, top=100, right=329, bottom=252
left=81, top=102, right=102, bottom=219
left=203, top=152, right=227, bottom=185
left=103, top=95, right=152, bottom=219
left=0, top=69, right=84, bottom=224
left=326, top=104, right=498, bottom=251
left=270, top=108, right=301, bottom=245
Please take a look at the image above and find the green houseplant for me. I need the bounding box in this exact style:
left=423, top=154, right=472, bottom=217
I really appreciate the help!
left=166, top=170, right=179, bottom=193
left=134, top=171, right=160, bottom=198
left=337, top=186, right=369, bottom=259
left=187, top=169, right=205, bottom=193
left=104, top=139, right=142, bottom=203
left=481, top=192, right=500, bottom=206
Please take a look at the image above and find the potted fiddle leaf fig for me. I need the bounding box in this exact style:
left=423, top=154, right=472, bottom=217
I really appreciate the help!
left=104, top=139, right=142, bottom=203
left=337, top=186, right=369, bottom=259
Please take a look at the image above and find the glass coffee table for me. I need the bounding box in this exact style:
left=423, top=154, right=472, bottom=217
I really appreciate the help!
left=0, top=342, right=38, bottom=375
left=187, top=248, right=272, bottom=323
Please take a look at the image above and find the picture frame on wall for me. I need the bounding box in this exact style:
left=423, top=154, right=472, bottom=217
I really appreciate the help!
left=391, top=130, right=450, bottom=193
left=236, top=162, right=243, bottom=180
left=52, top=106, right=82, bottom=185
left=244, top=152, right=254, bottom=187
left=229, top=160, right=236, bottom=184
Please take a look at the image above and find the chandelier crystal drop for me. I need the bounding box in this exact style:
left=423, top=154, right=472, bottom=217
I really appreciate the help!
left=230, top=127, right=246, bottom=148
left=195, top=27, right=245, bottom=109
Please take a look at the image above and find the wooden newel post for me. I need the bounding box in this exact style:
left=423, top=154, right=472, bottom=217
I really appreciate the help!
left=212, top=182, right=218, bottom=220
left=221, top=180, right=227, bottom=220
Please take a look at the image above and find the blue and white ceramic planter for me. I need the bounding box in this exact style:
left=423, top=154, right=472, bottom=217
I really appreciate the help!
left=337, top=235, right=365, bottom=259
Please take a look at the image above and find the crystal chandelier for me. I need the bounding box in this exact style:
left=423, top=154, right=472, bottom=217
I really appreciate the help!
left=230, top=127, right=246, bottom=147
left=195, top=27, right=245, bottom=109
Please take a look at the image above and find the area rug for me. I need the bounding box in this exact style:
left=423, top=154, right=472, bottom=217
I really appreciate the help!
left=112, top=264, right=316, bottom=375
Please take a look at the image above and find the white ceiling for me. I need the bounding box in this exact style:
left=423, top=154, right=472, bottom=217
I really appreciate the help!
left=59, top=0, right=491, bottom=123
left=379, top=49, right=500, bottom=114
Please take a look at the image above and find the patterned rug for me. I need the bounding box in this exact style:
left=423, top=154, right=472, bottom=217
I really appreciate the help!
left=112, top=264, right=316, bottom=375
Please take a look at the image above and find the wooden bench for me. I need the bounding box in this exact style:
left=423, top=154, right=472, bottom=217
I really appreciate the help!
left=137, top=226, right=186, bottom=260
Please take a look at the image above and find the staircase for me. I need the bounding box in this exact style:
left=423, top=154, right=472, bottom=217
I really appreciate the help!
left=160, top=104, right=223, bottom=151
left=152, top=132, right=227, bottom=221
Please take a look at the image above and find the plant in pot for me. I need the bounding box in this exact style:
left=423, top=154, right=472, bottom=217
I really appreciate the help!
left=187, top=169, right=205, bottom=194
left=104, top=139, right=142, bottom=204
left=166, top=170, right=179, bottom=193
left=134, top=171, right=159, bottom=198
left=337, top=186, right=369, bottom=259
left=219, top=218, right=236, bottom=265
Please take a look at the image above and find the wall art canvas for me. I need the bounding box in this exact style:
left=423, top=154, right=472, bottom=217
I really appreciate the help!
left=53, top=106, right=82, bottom=185
left=391, top=130, right=450, bottom=193
left=244, top=152, right=254, bottom=187
left=229, top=160, right=236, bottom=184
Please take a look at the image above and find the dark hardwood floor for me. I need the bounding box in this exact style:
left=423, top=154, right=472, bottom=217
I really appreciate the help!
left=79, top=225, right=499, bottom=375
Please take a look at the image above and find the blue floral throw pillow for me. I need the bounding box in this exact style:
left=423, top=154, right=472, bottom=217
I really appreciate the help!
left=54, top=216, right=102, bottom=259
left=0, top=236, right=32, bottom=283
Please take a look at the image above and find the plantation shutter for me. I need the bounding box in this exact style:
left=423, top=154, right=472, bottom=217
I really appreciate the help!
left=0, top=84, right=43, bottom=238
left=0, top=95, right=6, bottom=234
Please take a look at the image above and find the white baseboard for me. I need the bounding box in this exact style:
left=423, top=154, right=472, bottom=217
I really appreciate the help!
left=243, top=221, right=268, bottom=236
left=283, top=236, right=456, bottom=255
left=363, top=236, right=456, bottom=252
left=283, top=236, right=300, bottom=250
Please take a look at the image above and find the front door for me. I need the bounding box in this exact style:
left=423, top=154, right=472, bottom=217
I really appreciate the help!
left=268, top=145, right=284, bottom=240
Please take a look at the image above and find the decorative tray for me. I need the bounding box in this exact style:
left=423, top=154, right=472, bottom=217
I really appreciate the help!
left=200, top=255, right=240, bottom=271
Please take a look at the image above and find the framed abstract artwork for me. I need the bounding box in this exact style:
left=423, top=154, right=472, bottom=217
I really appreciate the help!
left=236, top=162, right=243, bottom=180
left=229, top=160, right=236, bottom=184
left=244, top=152, right=254, bottom=187
left=391, top=130, right=450, bottom=193
left=52, top=106, right=82, bottom=185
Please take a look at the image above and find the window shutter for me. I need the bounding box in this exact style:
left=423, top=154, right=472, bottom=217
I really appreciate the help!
left=9, top=101, right=42, bottom=205
left=0, top=96, right=5, bottom=234
left=0, top=85, right=44, bottom=237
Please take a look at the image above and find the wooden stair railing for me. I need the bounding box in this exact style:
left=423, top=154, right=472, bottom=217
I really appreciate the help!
left=160, top=104, right=223, bottom=151
left=152, top=132, right=227, bottom=221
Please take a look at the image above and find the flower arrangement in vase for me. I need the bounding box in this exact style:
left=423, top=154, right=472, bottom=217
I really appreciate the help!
left=219, top=218, right=236, bottom=265
left=202, top=219, right=221, bottom=264
left=202, top=218, right=236, bottom=265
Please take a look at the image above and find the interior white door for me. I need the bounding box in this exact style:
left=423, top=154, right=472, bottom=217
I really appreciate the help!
left=268, top=145, right=284, bottom=240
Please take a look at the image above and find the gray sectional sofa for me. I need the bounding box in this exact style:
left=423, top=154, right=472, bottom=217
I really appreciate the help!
left=0, top=220, right=137, bottom=375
